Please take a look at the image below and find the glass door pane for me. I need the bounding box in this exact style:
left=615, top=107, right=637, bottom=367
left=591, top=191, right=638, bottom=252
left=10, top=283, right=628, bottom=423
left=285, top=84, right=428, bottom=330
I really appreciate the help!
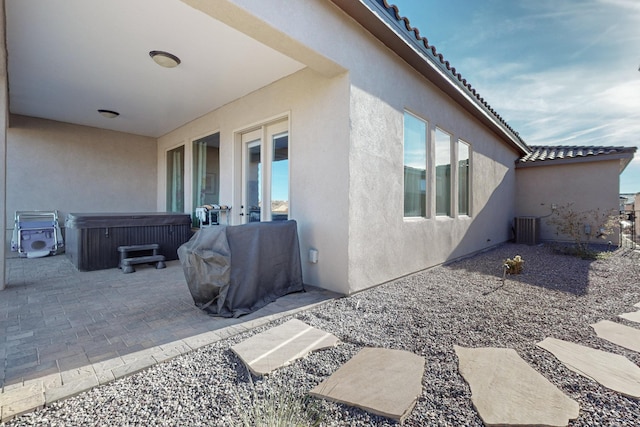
left=246, top=140, right=262, bottom=223
left=239, top=119, right=288, bottom=224
left=271, top=133, right=289, bottom=221
left=166, top=145, right=184, bottom=212
left=193, top=133, right=220, bottom=225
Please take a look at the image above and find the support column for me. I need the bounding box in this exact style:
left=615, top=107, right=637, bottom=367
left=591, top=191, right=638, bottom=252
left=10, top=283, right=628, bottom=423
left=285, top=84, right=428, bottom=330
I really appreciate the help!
left=1, top=0, right=8, bottom=290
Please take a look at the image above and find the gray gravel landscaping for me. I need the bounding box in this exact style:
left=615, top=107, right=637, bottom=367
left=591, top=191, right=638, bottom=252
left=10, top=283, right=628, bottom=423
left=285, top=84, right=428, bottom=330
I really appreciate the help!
left=5, top=243, right=640, bottom=426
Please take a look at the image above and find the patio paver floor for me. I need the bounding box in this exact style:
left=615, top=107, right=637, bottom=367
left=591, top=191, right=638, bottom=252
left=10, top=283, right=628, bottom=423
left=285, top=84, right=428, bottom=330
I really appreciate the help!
left=0, top=254, right=338, bottom=422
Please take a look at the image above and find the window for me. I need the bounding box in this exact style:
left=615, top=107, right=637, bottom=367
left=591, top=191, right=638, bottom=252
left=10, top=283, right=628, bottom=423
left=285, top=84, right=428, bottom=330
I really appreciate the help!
left=271, top=132, right=289, bottom=221
left=403, top=111, right=471, bottom=219
left=240, top=119, right=289, bottom=223
left=435, top=128, right=451, bottom=216
left=458, top=140, right=470, bottom=216
left=166, top=145, right=184, bottom=212
left=193, top=133, right=220, bottom=208
left=403, top=112, right=427, bottom=217
left=193, top=132, right=220, bottom=224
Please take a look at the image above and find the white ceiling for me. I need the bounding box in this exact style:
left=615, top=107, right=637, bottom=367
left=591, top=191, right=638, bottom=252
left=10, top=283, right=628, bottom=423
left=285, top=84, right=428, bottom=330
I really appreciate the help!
left=6, top=0, right=306, bottom=137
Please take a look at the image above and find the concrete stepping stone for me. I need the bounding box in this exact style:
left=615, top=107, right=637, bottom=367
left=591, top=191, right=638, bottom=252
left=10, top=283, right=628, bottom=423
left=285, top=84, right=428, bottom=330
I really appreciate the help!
left=309, top=347, right=424, bottom=423
left=592, top=320, right=640, bottom=353
left=537, top=337, right=640, bottom=398
left=231, top=319, right=339, bottom=376
left=620, top=310, right=640, bottom=324
left=455, top=346, right=579, bottom=427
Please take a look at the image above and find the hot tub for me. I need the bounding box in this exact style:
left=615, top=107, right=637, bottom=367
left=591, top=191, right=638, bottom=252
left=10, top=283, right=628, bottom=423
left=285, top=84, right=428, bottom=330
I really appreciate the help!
left=65, top=212, right=193, bottom=271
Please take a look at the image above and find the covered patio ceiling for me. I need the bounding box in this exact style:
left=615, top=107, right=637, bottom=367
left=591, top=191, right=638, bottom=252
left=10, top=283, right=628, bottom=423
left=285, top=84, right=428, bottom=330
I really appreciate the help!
left=5, top=0, right=306, bottom=138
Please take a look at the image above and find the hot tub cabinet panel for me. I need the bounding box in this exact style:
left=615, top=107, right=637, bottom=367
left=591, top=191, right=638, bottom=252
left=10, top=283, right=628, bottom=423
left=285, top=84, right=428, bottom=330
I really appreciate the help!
left=65, top=212, right=193, bottom=271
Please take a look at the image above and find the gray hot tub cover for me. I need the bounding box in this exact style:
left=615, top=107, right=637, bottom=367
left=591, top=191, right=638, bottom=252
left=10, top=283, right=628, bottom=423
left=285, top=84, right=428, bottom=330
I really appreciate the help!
left=178, top=220, right=304, bottom=318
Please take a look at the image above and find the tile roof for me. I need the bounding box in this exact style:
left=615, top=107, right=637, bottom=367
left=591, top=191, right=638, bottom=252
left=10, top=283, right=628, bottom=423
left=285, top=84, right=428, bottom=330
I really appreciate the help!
left=380, top=0, right=526, bottom=148
left=519, top=146, right=636, bottom=164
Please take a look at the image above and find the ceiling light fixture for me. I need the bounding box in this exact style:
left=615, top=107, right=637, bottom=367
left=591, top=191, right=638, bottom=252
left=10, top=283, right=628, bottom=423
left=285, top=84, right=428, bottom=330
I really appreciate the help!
left=149, top=50, right=181, bottom=68
left=98, top=109, right=119, bottom=118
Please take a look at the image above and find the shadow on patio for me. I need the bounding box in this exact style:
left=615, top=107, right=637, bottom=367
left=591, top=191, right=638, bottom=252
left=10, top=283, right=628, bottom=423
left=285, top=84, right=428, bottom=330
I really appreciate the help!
left=1, top=254, right=338, bottom=391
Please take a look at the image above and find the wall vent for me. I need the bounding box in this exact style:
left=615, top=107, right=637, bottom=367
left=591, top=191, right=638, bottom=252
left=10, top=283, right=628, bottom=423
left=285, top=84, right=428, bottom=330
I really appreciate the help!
left=515, top=217, right=540, bottom=245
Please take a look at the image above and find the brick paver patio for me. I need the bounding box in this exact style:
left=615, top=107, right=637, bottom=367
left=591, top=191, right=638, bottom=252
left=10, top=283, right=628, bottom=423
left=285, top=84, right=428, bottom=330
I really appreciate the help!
left=0, top=254, right=337, bottom=422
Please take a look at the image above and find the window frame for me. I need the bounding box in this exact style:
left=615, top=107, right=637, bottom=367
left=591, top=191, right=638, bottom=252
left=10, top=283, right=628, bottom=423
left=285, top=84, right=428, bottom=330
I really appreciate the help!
left=457, top=139, right=471, bottom=217
left=403, top=111, right=428, bottom=218
left=435, top=127, right=452, bottom=217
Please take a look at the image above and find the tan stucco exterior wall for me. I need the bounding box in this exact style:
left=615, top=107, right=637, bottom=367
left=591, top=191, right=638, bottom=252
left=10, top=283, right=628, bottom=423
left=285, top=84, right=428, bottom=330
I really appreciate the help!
left=157, top=67, right=351, bottom=294
left=1, top=0, right=7, bottom=289
left=170, top=0, right=522, bottom=294
left=515, top=160, right=621, bottom=245
left=235, top=0, right=520, bottom=291
left=6, top=115, right=157, bottom=248
left=345, top=38, right=519, bottom=292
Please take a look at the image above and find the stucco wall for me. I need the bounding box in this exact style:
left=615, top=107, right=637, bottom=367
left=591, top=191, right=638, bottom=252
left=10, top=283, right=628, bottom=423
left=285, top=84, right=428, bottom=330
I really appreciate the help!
left=1, top=0, right=7, bottom=287
left=6, top=115, right=157, bottom=245
left=157, top=68, right=351, bottom=294
left=181, top=0, right=521, bottom=294
left=346, top=54, right=519, bottom=292
left=250, top=0, right=520, bottom=292
left=515, top=160, right=621, bottom=245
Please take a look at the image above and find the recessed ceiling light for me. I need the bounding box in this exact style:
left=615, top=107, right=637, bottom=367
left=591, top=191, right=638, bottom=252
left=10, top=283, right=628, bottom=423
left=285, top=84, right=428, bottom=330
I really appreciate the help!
left=149, top=50, right=181, bottom=68
left=98, top=109, right=119, bottom=118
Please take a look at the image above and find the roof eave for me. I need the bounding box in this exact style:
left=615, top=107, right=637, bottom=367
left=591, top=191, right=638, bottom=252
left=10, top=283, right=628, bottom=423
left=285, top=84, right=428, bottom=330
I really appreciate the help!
left=516, top=149, right=637, bottom=174
left=328, top=0, right=530, bottom=155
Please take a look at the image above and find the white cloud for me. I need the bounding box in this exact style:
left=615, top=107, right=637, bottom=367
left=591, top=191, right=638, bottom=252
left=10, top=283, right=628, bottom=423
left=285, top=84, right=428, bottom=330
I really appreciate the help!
left=394, top=0, right=640, bottom=190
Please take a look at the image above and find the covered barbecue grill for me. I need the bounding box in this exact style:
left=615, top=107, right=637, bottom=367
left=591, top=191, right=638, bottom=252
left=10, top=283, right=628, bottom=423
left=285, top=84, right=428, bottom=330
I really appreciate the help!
left=178, top=220, right=304, bottom=318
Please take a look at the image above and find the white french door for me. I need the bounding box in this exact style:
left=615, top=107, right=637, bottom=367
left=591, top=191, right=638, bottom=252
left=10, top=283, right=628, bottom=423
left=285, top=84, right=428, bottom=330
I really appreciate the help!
left=240, top=120, right=289, bottom=223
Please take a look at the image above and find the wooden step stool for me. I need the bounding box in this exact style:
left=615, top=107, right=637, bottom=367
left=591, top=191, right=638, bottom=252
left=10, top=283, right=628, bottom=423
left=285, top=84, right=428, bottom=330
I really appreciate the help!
left=118, top=244, right=166, bottom=274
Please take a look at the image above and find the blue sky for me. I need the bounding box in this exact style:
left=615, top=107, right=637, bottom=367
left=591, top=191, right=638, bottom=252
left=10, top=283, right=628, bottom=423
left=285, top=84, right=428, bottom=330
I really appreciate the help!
left=391, top=0, right=640, bottom=193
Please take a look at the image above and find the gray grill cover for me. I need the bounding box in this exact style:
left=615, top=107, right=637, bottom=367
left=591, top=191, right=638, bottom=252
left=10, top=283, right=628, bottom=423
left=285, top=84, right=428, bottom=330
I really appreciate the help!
left=178, top=220, right=304, bottom=318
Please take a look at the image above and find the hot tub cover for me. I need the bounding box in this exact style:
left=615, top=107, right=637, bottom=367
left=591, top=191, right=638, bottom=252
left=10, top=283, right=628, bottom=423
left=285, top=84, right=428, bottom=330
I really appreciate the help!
left=178, top=220, right=304, bottom=318
left=65, top=212, right=191, bottom=228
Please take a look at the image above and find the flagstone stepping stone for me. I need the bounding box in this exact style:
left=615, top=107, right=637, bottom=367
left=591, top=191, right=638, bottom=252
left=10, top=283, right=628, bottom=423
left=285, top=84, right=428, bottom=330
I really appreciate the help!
left=619, top=310, right=640, bottom=324
left=635, top=302, right=640, bottom=309
left=592, top=320, right=640, bottom=353
left=537, top=337, right=640, bottom=398
left=231, top=319, right=339, bottom=376
left=455, top=346, right=579, bottom=427
left=309, top=347, right=424, bottom=423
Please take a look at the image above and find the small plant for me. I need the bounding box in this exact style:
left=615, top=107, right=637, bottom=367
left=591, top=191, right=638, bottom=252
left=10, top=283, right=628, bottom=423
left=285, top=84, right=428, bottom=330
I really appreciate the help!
left=236, top=371, right=323, bottom=427
left=504, top=255, right=524, bottom=275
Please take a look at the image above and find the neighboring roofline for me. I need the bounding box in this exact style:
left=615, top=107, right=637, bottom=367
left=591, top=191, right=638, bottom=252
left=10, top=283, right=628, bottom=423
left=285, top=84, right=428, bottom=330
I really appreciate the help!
left=517, top=146, right=637, bottom=174
left=328, top=0, right=530, bottom=155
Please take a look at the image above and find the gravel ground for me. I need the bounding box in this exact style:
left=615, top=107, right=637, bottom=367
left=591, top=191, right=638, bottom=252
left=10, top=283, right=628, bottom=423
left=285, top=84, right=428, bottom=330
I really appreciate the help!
left=5, top=243, right=640, bottom=426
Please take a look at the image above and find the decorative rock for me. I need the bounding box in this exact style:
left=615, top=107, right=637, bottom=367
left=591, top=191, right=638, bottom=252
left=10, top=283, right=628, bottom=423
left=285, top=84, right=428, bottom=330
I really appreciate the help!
left=537, top=337, right=640, bottom=398
left=309, top=347, right=424, bottom=423
left=592, top=320, right=640, bottom=353
left=231, top=319, right=339, bottom=375
left=455, top=346, right=579, bottom=427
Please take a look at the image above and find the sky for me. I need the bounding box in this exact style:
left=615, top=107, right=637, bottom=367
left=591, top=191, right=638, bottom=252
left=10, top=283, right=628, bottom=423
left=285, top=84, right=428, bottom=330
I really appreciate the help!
left=391, top=0, right=640, bottom=193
